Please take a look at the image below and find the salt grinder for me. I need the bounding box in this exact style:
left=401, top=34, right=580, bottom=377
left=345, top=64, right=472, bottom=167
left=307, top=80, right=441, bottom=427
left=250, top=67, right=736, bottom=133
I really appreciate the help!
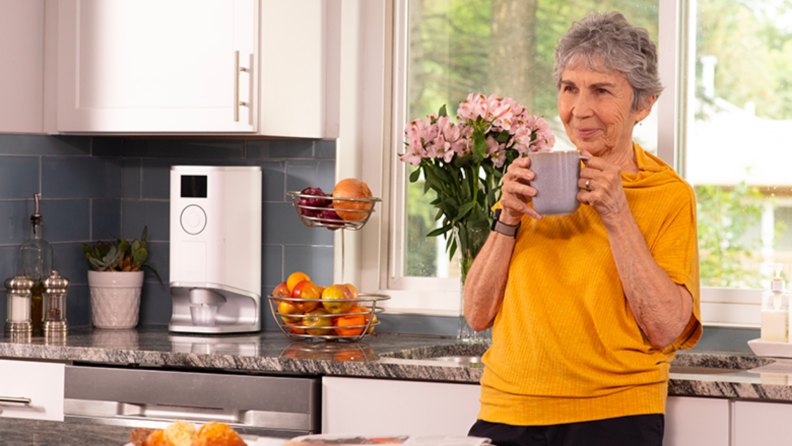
left=42, top=271, right=69, bottom=333
left=5, top=276, right=34, bottom=334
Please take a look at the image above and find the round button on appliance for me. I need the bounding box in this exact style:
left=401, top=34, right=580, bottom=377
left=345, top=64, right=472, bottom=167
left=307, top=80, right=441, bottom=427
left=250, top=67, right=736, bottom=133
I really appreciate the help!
left=180, top=205, right=207, bottom=235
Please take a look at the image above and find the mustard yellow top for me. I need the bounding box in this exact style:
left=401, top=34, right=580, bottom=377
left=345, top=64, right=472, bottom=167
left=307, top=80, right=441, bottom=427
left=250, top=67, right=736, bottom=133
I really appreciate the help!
left=478, top=143, right=702, bottom=426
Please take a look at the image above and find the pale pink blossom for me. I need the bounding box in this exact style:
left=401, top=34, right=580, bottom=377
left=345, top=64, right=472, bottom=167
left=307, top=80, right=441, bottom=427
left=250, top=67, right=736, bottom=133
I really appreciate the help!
left=401, top=92, right=554, bottom=169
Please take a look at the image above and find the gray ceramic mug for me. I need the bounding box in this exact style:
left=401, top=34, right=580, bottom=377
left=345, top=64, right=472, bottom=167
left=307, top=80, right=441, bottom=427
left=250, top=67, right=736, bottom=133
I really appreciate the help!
left=528, top=150, right=587, bottom=216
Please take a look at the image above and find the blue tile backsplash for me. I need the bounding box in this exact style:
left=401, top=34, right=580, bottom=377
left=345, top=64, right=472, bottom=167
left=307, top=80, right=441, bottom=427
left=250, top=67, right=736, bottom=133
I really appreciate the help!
left=0, top=134, right=337, bottom=331
left=0, top=135, right=745, bottom=347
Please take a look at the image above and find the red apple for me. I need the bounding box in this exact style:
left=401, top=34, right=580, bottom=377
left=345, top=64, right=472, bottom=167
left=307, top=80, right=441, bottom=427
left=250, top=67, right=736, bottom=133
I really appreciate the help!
left=272, top=281, right=290, bottom=297
left=302, top=308, right=333, bottom=335
left=292, top=280, right=321, bottom=312
left=321, top=284, right=354, bottom=314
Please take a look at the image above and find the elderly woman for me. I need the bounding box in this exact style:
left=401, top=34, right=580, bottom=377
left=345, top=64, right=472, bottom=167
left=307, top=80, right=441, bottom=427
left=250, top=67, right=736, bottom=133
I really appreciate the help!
left=464, top=12, right=701, bottom=446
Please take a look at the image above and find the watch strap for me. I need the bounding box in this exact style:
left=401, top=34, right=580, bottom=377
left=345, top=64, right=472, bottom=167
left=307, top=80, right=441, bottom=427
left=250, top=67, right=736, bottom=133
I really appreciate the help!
left=491, top=209, right=521, bottom=238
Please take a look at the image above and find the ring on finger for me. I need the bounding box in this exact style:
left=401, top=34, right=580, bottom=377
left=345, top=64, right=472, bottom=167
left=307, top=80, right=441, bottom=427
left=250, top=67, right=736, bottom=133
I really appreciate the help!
left=585, top=178, right=592, bottom=191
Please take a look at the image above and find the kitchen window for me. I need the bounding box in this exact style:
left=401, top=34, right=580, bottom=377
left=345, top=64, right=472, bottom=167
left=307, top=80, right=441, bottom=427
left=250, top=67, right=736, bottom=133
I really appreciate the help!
left=347, top=0, right=792, bottom=325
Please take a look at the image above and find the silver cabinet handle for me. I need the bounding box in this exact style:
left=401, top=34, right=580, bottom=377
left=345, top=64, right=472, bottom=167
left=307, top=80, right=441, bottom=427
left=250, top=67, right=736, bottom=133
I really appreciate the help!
left=0, top=396, right=32, bottom=404
left=234, top=50, right=249, bottom=122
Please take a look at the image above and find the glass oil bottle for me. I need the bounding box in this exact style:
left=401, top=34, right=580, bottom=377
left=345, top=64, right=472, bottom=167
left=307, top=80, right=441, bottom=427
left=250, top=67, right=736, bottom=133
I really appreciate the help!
left=18, top=193, right=53, bottom=332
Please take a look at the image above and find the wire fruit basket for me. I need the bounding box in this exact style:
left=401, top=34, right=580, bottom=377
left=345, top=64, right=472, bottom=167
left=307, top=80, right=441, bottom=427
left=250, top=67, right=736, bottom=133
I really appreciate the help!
left=288, top=191, right=382, bottom=231
left=268, top=294, right=390, bottom=342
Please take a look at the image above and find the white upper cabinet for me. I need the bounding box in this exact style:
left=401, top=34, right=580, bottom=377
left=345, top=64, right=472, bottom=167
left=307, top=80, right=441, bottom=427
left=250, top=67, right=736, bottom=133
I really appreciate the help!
left=55, top=0, right=339, bottom=137
left=0, top=0, right=45, bottom=134
left=58, top=0, right=255, bottom=133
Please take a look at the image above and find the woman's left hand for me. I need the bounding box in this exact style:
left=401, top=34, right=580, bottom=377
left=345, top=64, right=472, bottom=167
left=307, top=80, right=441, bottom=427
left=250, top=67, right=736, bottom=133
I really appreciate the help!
left=577, top=150, right=630, bottom=223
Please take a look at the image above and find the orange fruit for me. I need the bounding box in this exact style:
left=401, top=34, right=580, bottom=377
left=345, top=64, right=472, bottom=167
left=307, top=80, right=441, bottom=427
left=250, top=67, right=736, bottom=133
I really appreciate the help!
left=332, top=179, right=373, bottom=221
left=363, top=308, right=377, bottom=334
left=287, top=271, right=310, bottom=292
left=284, top=322, right=305, bottom=334
left=334, top=307, right=368, bottom=336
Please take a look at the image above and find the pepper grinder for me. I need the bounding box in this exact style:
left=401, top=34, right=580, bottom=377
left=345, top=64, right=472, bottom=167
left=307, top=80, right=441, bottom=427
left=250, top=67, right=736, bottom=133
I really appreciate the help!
left=5, top=276, right=34, bottom=334
left=42, top=271, right=69, bottom=333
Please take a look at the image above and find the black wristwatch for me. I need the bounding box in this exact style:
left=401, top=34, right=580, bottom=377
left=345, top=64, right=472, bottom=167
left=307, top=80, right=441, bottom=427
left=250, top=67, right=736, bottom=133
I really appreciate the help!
left=491, top=209, right=521, bottom=238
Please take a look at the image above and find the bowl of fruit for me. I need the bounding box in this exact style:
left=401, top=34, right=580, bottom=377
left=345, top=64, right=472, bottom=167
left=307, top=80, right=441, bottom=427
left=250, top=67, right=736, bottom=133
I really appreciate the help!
left=290, top=178, right=382, bottom=231
left=268, top=271, right=389, bottom=342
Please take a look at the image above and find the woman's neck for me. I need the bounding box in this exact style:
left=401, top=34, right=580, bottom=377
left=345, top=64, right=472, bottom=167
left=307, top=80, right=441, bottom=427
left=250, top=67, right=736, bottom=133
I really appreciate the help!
left=601, top=141, right=640, bottom=174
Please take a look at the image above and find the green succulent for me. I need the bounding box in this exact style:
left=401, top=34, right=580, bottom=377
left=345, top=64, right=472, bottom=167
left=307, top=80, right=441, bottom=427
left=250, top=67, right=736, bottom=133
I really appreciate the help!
left=82, top=226, right=162, bottom=282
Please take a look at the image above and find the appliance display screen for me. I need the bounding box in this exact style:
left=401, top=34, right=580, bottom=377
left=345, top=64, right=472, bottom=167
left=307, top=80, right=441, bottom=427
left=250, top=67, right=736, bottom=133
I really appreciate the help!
left=181, top=175, right=207, bottom=198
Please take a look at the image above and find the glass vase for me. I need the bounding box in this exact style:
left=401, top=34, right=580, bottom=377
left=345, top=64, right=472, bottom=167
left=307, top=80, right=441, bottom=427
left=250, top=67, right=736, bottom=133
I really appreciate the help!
left=454, top=223, right=492, bottom=343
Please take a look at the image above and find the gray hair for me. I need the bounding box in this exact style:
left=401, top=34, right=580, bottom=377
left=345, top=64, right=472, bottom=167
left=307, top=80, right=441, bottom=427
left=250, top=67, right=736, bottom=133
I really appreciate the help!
left=553, top=11, right=663, bottom=111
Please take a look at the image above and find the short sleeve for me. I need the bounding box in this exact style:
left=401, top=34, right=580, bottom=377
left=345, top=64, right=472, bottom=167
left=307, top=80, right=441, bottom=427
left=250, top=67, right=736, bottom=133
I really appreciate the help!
left=651, top=184, right=702, bottom=351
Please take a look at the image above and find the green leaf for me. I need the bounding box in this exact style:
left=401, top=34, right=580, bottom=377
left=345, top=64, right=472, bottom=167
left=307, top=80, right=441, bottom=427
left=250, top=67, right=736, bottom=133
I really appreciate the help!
left=472, top=129, right=487, bottom=159
left=409, top=168, right=421, bottom=183
left=143, top=263, right=163, bottom=284
left=496, top=130, right=511, bottom=143
left=432, top=165, right=452, bottom=184
left=447, top=237, right=457, bottom=261
left=426, top=224, right=451, bottom=238
left=118, top=240, right=130, bottom=254
left=132, top=247, right=148, bottom=267
left=457, top=201, right=476, bottom=221
left=437, top=104, right=448, bottom=117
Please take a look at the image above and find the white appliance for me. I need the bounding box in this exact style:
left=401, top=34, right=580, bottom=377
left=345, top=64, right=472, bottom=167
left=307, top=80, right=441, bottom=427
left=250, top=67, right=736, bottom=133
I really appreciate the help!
left=168, top=165, right=262, bottom=333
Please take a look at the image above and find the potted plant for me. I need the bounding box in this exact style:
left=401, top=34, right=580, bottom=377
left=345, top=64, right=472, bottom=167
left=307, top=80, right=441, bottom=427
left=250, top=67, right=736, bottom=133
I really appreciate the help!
left=82, top=227, right=161, bottom=329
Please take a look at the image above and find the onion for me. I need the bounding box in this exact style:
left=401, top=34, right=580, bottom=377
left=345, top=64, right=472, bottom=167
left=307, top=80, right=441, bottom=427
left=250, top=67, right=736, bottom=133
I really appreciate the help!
left=331, top=179, right=373, bottom=221
left=298, top=187, right=331, bottom=217
left=319, top=207, right=343, bottom=231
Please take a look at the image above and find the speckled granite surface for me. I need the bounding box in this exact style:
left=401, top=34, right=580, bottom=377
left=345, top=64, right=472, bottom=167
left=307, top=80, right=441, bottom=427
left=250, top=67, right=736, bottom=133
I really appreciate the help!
left=0, top=418, right=134, bottom=446
left=1, top=325, right=790, bottom=400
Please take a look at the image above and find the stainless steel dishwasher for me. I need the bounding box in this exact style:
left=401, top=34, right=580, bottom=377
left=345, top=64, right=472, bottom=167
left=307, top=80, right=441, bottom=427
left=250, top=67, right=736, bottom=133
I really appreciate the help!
left=63, top=364, right=320, bottom=438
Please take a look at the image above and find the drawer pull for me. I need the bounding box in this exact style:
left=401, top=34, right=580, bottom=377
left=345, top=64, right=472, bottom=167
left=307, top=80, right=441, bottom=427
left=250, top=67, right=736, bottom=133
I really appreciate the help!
left=0, top=396, right=32, bottom=404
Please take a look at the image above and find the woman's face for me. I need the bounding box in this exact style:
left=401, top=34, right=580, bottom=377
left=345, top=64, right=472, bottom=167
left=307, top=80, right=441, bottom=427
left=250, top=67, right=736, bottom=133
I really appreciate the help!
left=557, top=60, right=652, bottom=159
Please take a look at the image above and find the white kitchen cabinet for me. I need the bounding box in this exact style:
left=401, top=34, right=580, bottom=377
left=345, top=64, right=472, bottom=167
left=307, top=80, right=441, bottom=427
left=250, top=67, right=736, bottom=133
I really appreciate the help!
left=58, top=0, right=256, bottom=133
left=733, top=400, right=792, bottom=445
left=322, top=377, right=481, bottom=436
left=0, top=0, right=45, bottom=134
left=665, top=396, right=730, bottom=446
left=0, top=358, right=65, bottom=421
left=57, top=0, right=339, bottom=137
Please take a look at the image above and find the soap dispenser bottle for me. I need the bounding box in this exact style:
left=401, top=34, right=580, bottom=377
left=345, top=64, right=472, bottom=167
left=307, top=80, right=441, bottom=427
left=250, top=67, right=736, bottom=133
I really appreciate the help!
left=761, top=266, right=789, bottom=343
left=18, top=193, right=53, bottom=332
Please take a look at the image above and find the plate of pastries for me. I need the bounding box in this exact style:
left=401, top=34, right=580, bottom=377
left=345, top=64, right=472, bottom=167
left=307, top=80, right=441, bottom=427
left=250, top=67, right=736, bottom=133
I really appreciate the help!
left=128, top=420, right=248, bottom=446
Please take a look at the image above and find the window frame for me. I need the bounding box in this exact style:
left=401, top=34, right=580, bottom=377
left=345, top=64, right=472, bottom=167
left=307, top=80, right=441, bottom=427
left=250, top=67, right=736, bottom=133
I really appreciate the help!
left=338, top=0, right=763, bottom=325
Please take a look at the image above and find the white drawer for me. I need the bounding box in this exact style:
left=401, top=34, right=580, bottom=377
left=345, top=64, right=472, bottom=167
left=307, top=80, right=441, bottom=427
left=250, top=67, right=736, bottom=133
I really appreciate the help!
left=0, top=359, right=65, bottom=421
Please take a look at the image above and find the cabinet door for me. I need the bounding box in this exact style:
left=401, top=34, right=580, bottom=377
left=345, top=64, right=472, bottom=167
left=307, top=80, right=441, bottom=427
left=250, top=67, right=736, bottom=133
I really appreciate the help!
left=733, top=400, right=792, bottom=446
left=322, top=377, right=481, bottom=436
left=665, top=396, right=730, bottom=446
left=0, top=359, right=65, bottom=421
left=0, top=0, right=44, bottom=134
left=57, top=0, right=255, bottom=133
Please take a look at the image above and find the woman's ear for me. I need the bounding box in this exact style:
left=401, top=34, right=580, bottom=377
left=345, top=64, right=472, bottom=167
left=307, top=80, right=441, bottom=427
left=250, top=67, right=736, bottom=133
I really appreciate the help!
left=636, top=95, right=656, bottom=123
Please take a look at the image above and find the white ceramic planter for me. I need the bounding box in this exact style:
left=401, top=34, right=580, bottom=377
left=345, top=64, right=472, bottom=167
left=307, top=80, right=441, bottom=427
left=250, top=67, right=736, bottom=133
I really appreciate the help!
left=87, top=271, right=144, bottom=329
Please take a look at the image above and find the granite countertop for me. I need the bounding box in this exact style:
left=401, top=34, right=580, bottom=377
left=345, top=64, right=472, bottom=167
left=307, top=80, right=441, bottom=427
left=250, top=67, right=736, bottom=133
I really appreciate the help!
left=1, top=325, right=791, bottom=402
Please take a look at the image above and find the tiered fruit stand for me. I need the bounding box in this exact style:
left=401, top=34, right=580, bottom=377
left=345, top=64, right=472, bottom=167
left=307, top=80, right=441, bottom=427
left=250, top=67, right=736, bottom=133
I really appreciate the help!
left=267, top=191, right=389, bottom=342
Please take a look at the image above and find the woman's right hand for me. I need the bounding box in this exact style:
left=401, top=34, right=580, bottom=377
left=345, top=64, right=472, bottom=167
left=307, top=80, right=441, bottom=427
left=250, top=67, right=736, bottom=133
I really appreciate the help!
left=501, top=156, right=542, bottom=222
